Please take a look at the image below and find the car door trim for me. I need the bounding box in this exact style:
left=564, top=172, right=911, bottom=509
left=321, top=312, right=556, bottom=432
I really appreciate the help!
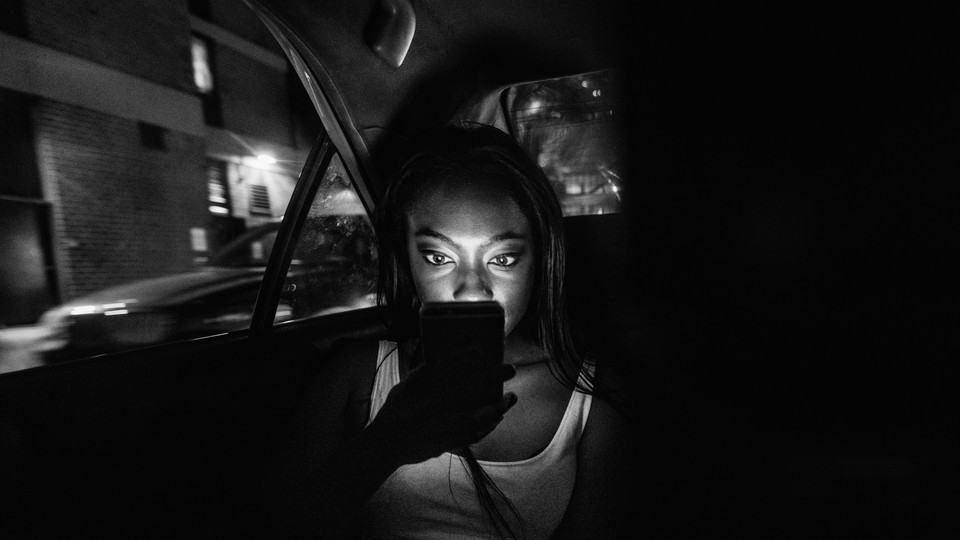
left=249, top=137, right=336, bottom=337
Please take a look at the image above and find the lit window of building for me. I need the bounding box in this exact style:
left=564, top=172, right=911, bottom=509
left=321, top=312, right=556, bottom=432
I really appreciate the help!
left=191, top=36, right=214, bottom=94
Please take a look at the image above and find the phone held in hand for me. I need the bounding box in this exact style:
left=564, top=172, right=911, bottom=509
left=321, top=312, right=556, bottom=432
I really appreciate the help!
left=419, top=301, right=505, bottom=403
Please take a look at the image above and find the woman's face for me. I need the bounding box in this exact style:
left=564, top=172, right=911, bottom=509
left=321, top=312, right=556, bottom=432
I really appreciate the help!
left=405, top=178, right=535, bottom=338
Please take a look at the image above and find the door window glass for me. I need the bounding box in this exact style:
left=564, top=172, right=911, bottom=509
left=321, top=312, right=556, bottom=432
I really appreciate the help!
left=504, top=70, right=625, bottom=216
left=0, top=0, right=326, bottom=372
left=278, top=154, right=378, bottom=323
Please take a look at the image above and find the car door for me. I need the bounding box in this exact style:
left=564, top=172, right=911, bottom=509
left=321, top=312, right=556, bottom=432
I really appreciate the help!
left=0, top=2, right=386, bottom=537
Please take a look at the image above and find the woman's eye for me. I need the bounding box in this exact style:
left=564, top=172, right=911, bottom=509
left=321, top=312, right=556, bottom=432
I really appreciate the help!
left=489, top=254, right=518, bottom=267
left=423, top=252, right=452, bottom=266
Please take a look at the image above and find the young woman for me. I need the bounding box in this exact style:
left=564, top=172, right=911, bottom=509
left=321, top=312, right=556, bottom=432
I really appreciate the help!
left=264, top=124, right=634, bottom=539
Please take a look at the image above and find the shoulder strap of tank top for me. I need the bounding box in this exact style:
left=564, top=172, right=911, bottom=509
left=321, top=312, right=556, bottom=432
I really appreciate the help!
left=366, top=340, right=400, bottom=426
left=574, top=361, right=596, bottom=434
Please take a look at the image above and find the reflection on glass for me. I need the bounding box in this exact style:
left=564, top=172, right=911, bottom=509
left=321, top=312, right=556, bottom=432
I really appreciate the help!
left=506, top=70, right=624, bottom=216
left=279, top=155, right=378, bottom=321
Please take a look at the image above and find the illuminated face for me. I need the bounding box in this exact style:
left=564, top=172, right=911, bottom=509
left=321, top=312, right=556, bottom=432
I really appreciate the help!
left=405, top=178, right=535, bottom=338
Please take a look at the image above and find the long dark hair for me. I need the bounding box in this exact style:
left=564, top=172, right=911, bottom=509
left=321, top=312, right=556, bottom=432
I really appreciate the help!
left=374, top=123, right=595, bottom=538
left=376, top=123, right=593, bottom=391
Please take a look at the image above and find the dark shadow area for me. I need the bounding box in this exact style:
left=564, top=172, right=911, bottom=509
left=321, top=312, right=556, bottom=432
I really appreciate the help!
left=0, top=311, right=387, bottom=539
left=614, top=6, right=956, bottom=538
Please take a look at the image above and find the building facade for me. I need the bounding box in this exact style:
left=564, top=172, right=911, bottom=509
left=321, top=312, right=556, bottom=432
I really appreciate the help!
left=0, top=0, right=318, bottom=325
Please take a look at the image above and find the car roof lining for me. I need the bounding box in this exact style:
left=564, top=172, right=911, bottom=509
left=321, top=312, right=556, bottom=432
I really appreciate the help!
left=247, top=0, right=624, bottom=196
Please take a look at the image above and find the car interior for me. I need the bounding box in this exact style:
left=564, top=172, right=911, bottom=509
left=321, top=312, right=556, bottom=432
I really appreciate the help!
left=0, top=1, right=952, bottom=538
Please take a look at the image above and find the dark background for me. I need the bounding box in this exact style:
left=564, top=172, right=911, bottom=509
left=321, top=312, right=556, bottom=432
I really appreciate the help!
left=611, top=6, right=956, bottom=538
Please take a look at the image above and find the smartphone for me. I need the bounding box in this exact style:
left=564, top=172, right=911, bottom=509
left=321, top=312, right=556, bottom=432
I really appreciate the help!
left=419, top=301, right=505, bottom=403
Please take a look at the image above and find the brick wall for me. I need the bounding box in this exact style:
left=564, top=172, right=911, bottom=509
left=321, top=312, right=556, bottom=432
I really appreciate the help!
left=16, top=0, right=301, bottom=301
left=216, top=44, right=293, bottom=146
left=24, top=0, right=193, bottom=93
left=33, top=99, right=207, bottom=299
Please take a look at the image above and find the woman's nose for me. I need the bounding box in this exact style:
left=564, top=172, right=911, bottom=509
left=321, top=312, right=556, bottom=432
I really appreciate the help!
left=453, top=265, right=493, bottom=301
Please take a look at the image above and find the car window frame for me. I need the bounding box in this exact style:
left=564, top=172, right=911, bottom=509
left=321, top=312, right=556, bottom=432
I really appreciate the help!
left=250, top=135, right=337, bottom=336
left=246, top=7, right=382, bottom=340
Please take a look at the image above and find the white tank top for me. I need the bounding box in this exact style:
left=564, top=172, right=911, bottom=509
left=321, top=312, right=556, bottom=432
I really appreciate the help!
left=358, top=341, right=593, bottom=539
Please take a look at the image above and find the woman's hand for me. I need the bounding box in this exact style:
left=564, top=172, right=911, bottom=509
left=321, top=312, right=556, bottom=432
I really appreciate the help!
left=369, top=361, right=518, bottom=465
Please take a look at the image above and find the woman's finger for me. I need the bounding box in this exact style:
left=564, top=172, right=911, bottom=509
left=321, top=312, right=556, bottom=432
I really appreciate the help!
left=472, top=417, right=503, bottom=440
left=468, top=393, right=518, bottom=441
left=469, top=392, right=518, bottom=426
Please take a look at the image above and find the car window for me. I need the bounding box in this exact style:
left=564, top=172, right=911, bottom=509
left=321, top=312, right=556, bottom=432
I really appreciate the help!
left=0, top=0, right=357, bottom=373
left=504, top=70, right=624, bottom=216
left=278, top=154, right=378, bottom=323
left=208, top=227, right=279, bottom=268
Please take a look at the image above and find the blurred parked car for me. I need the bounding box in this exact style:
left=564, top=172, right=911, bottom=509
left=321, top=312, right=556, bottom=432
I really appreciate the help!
left=37, top=218, right=376, bottom=362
